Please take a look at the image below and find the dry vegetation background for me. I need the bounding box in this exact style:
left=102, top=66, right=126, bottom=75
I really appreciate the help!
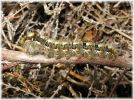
left=1, top=1, right=132, bottom=98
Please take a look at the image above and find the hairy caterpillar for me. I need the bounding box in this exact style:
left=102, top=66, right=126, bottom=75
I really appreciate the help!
left=23, top=31, right=117, bottom=59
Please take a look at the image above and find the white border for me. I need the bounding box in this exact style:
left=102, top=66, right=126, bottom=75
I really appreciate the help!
left=132, top=0, right=134, bottom=99
left=0, top=0, right=2, bottom=99
left=0, top=0, right=133, bottom=100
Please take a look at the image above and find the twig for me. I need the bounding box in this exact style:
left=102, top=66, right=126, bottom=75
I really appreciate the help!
left=50, top=84, right=64, bottom=98
left=68, top=84, right=80, bottom=97
left=108, top=68, right=128, bottom=97
left=2, top=49, right=132, bottom=68
left=2, top=82, right=40, bottom=98
left=107, top=25, right=132, bottom=41
left=59, top=69, right=88, bottom=86
left=45, top=65, right=55, bottom=90
left=2, top=62, right=19, bottom=71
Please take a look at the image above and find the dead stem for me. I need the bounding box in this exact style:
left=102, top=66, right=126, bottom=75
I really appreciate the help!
left=2, top=49, right=132, bottom=68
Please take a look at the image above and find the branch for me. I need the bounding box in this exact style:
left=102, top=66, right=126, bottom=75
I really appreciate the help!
left=2, top=49, right=132, bottom=68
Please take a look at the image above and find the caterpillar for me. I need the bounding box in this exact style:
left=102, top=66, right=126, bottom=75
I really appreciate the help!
left=22, top=31, right=117, bottom=59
